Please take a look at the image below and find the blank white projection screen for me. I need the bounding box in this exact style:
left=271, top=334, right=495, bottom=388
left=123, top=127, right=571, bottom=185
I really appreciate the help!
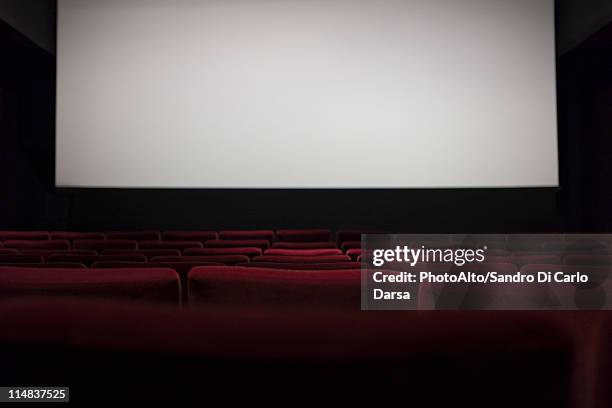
left=56, top=0, right=558, bottom=188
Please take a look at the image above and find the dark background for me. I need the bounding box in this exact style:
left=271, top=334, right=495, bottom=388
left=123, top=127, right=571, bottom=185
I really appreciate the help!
left=0, top=1, right=610, bottom=232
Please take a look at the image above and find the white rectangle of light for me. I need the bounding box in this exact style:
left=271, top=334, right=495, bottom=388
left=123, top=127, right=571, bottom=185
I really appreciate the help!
left=56, top=0, right=558, bottom=188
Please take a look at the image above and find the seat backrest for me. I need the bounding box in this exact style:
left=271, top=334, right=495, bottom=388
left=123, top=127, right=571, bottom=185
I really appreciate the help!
left=152, top=255, right=249, bottom=265
left=102, top=249, right=182, bottom=259
left=0, top=262, right=87, bottom=269
left=183, top=247, right=262, bottom=259
left=271, top=242, right=337, bottom=249
left=205, top=239, right=270, bottom=250
left=340, top=241, right=361, bottom=251
left=138, top=240, right=203, bottom=251
left=0, top=298, right=578, bottom=406
left=253, top=255, right=351, bottom=263
left=4, top=240, right=71, bottom=250
left=0, top=231, right=49, bottom=241
left=92, top=261, right=224, bottom=304
left=0, top=267, right=180, bottom=303
left=48, top=254, right=147, bottom=267
left=188, top=266, right=360, bottom=308
left=92, top=261, right=223, bottom=274
left=21, top=250, right=97, bottom=261
left=520, top=264, right=612, bottom=310
left=0, top=254, right=44, bottom=264
left=263, top=248, right=342, bottom=256
left=238, top=262, right=361, bottom=270
left=74, top=239, right=137, bottom=251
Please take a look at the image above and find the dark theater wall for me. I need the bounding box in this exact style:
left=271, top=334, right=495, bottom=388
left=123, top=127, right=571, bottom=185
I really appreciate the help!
left=57, top=188, right=560, bottom=232
left=0, top=1, right=610, bottom=233
left=0, top=19, right=56, bottom=229
left=556, top=23, right=612, bottom=232
left=0, top=0, right=55, bottom=53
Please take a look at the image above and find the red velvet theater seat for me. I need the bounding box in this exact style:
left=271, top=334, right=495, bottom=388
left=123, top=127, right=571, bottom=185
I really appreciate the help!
left=4, top=240, right=71, bottom=250
left=0, top=297, right=584, bottom=406
left=189, top=266, right=360, bottom=308
left=152, top=255, right=249, bottom=266
left=263, top=248, right=342, bottom=256
left=138, top=240, right=203, bottom=251
left=0, top=262, right=87, bottom=269
left=340, top=240, right=361, bottom=251
left=0, top=231, right=49, bottom=241
left=102, top=249, right=182, bottom=259
left=253, top=255, right=351, bottom=263
left=205, top=239, right=270, bottom=250
left=239, top=262, right=361, bottom=270
left=93, top=261, right=223, bottom=302
left=0, top=249, right=19, bottom=255
left=162, top=231, right=218, bottom=244
left=276, top=229, right=332, bottom=242
left=219, top=230, right=274, bottom=241
left=92, top=261, right=223, bottom=275
left=183, top=247, right=262, bottom=259
left=271, top=241, right=337, bottom=249
left=519, top=264, right=612, bottom=309
left=21, top=250, right=97, bottom=261
left=0, top=254, right=43, bottom=264
left=74, top=239, right=137, bottom=251
left=50, top=231, right=105, bottom=241
left=563, top=254, right=612, bottom=266
left=346, top=248, right=362, bottom=261
left=0, top=267, right=180, bottom=303
left=48, top=254, right=147, bottom=267
left=106, top=231, right=161, bottom=241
